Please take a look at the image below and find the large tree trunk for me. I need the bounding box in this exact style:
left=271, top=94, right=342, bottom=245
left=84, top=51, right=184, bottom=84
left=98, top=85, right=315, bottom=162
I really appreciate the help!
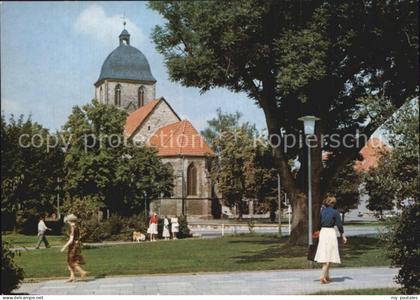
left=261, top=100, right=310, bottom=245
left=237, top=201, right=244, bottom=220
left=259, top=88, right=327, bottom=244
left=311, top=125, right=324, bottom=233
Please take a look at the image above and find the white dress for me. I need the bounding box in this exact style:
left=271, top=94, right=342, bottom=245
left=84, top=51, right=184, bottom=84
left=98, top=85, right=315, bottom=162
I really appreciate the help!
left=147, top=219, right=158, bottom=235
left=314, top=227, right=341, bottom=264
left=162, top=218, right=170, bottom=238
left=171, top=217, right=179, bottom=233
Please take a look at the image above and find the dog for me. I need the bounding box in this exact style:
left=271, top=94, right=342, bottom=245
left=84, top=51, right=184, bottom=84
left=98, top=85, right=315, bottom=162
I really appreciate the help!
left=132, top=231, right=146, bottom=242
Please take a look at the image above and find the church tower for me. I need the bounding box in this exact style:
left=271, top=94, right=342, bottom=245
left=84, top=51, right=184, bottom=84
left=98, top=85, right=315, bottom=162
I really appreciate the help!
left=95, top=27, right=156, bottom=112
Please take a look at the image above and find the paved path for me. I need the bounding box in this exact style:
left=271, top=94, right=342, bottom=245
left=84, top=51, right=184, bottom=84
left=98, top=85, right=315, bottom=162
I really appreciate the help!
left=16, top=267, right=398, bottom=295
left=196, top=225, right=384, bottom=238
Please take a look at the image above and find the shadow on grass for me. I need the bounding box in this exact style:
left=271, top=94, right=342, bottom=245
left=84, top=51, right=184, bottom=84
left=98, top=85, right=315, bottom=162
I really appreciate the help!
left=339, top=236, right=383, bottom=262
left=231, top=236, right=382, bottom=264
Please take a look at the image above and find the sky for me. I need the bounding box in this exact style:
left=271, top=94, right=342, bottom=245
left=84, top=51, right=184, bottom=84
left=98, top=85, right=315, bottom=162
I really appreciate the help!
left=1, top=2, right=266, bottom=132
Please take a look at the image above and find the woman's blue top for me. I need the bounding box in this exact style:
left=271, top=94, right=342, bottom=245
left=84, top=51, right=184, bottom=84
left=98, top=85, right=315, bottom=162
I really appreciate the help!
left=320, top=206, right=344, bottom=234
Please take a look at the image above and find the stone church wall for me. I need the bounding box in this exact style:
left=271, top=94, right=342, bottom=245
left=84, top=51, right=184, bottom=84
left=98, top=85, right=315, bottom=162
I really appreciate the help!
left=95, top=80, right=155, bottom=111
left=150, top=156, right=213, bottom=218
left=131, top=100, right=180, bottom=143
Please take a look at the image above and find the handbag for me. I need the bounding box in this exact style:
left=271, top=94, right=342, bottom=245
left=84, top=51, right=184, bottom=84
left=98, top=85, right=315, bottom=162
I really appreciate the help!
left=307, top=230, right=320, bottom=261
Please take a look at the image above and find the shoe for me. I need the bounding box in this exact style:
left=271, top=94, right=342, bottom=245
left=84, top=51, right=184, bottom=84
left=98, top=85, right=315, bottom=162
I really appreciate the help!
left=35, top=247, right=40, bottom=249
left=65, top=278, right=75, bottom=283
left=320, top=278, right=329, bottom=284
left=46, top=245, right=51, bottom=248
left=80, top=271, right=89, bottom=281
left=326, top=276, right=331, bottom=282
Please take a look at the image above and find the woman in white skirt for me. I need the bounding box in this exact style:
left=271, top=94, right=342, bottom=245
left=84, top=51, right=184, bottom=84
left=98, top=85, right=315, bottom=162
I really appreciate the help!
left=171, top=217, right=179, bottom=239
left=147, top=213, right=159, bottom=241
left=162, top=216, right=170, bottom=240
left=314, top=196, right=347, bottom=284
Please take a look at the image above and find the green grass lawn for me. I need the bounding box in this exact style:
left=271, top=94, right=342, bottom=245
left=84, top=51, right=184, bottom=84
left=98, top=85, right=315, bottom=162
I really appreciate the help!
left=3, top=233, right=65, bottom=248
left=312, top=288, right=399, bottom=295
left=10, top=234, right=390, bottom=279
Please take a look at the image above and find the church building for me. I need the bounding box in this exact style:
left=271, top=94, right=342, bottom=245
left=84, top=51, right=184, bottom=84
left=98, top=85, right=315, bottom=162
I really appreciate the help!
left=95, top=28, right=216, bottom=219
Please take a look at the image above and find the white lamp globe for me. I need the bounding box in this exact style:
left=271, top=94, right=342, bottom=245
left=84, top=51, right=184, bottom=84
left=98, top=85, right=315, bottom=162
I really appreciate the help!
left=298, top=116, right=320, bottom=135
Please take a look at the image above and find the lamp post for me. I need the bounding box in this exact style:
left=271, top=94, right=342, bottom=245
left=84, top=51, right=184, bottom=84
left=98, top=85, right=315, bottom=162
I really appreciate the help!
left=143, top=191, right=148, bottom=219
left=56, top=177, right=61, bottom=219
left=277, top=173, right=282, bottom=237
left=298, top=115, right=319, bottom=246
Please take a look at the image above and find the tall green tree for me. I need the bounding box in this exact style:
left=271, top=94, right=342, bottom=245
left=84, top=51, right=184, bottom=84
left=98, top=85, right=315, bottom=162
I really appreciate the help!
left=205, top=110, right=276, bottom=218
left=364, top=99, right=419, bottom=293
left=62, top=100, right=173, bottom=216
left=328, top=161, right=361, bottom=223
left=1, top=114, right=64, bottom=230
left=201, top=108, right=242, bottom=149
left=364, top=158, right=396, bottom=219
left=149, top=0, right=418, bottom=244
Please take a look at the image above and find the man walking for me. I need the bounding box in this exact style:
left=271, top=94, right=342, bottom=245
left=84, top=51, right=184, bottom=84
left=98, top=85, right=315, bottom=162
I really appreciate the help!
left=35, top=213, right=51, bottom=249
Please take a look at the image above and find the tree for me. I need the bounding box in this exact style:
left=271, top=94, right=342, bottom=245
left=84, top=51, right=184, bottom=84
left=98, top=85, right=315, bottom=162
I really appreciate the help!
left=62, top=100, right=173, bottom=216
left=1, top=241, right=24, bottom=294
left=201, top=108, right=242, bottom=149
left=364, top=159, right=395, bottom=219
left=365, top=99, right=418, bottom=294
left=149, top=1, right=418, bottom=244
left=1, top=114, right=64, bottom=231
left=205, top=110, right=276, bottom=219
left=328, top=161, right=361, bottom=223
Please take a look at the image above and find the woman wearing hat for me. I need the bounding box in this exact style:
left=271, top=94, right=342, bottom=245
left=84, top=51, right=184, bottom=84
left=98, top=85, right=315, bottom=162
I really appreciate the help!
left=314, top=196, right=347, bottom=284
left=147, top=213, right=159, bottom=241
left=61, top=214, right=88, bottom=282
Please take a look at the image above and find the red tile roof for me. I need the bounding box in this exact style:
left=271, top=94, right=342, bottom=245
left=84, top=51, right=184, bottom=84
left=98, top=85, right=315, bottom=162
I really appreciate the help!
left=148, top=120, right=215, bottom=157
left=354, top=138, right=390, bottom=173
left=124, top=98, right=161, bottom=137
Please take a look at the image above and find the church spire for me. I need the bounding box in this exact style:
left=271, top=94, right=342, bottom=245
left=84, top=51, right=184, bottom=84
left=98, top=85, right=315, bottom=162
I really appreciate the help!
left=119, top=13, right=130, bottom=45
left=119, top=28, right=130, bottom=45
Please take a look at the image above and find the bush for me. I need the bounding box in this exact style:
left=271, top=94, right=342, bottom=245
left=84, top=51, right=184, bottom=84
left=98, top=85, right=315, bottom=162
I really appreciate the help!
left=61, top=212, right=149, bottom=243
left=61, top=196, right=103, bottom=242
left=122, top=214, right=148, bottom=233
left=385, top=202, right=420, bottom=294
left=177, top=215, right=191, bottom=239
left=15, top=208, right=38, bottom=235
left=98, top=214, right=148, bottom=241
left=1, top=241, right=24, bottom=294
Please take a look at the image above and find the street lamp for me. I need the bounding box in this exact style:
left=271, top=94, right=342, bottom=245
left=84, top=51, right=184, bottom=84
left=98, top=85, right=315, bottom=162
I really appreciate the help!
left=298, top=115, right=320, bottom=246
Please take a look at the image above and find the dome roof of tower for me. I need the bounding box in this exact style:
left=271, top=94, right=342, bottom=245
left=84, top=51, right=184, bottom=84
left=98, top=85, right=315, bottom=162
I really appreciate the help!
left=96, top=30, right=156, bottom=85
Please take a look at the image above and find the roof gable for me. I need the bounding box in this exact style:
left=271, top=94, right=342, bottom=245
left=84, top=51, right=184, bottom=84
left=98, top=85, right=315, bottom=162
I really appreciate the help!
left=148, top=120, right=215, bottom=157
left=124, top=97, right=180, bottom=137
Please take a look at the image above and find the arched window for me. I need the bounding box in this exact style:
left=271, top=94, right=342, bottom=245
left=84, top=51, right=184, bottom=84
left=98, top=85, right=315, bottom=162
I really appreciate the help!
left=187, top=163, right=198, bottom=196
left=138, top=86, right=145, bottom=108
left=99, top=86, right=103, bottom=102
left=115, top=84, right=121, bottom=106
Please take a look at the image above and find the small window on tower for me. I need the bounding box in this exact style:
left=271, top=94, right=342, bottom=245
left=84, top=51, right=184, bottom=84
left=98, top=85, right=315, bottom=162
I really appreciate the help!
left=138, top=86, right=145, bottom=108
left=148, top=126, right=151, bottom=131
left=115, top=84, right=121, bottom=106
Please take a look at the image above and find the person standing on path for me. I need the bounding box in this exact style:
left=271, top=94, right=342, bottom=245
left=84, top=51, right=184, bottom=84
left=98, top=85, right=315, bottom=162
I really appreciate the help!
left=162, top=216, right=170, bottom=240
left=61, top=214, right=88, bottom=282
left=147, top=213, right=159, bottom=241
left=171, top=216, right=179, bottom=239
left=314, top=196, right=347, bottom=284
left=35, top=214, right=51, bottom=249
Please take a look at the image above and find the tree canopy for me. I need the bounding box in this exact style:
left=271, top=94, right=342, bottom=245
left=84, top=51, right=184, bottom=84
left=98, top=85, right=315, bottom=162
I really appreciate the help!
left=1, top=114, right=64, bottom=220
left=150, top=0, right=418, bottom=244
left=62, top=100, right=174, bottom=215
left=202, top=110, right=277, bottom=218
